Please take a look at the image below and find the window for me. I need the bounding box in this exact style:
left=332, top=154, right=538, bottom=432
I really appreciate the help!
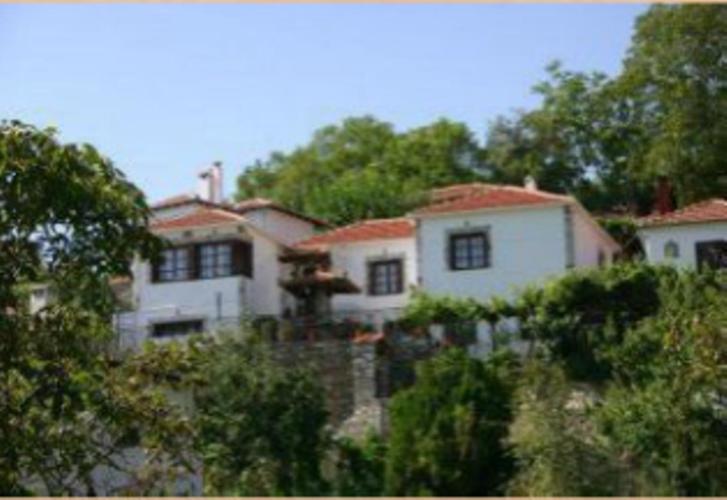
left=151, top=240, right=253, bottom=283
left=664, top=240, right=680, bottom=259
left=368, top=259, right=404, bottom=296
left=157, top=247, right=191, bottom=282
left=449, top=231, right=490, bottom=270
left=200, top=243, right=232, bottom=278
left=696, top=240, right=727, bottom=271
left=151, top=320, right=203, bottom=338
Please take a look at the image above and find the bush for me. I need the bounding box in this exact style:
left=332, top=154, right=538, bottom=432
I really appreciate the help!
left=385, top=348, right=519, bottom=496
left=508, top=361, right=627, bottom=496
left=520, top=263, right=677, bottom=380
left=329, top=434, right=386, bottom=496
left=595, top=270, right=727, bottom=495
left=194, top=334, right=330, bottom=496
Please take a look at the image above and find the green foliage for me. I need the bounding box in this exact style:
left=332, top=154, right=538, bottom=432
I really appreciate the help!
left=508, top=361, right=626, bottom=496
left=596, top=271, right=727, bottom=495
left=385, top=348, right=518, bottom=496
left=618, top=4, right=727, bottom=205
left=193, top=334, right=329, bottom=496
left=487, top=4, right=727, bottom=213
left=597, top=216, right=643, bottom=260
left=236, top=116, right=486, bottom=226
left=522, top=263, right=676, bottom=381
left=329, top=434, right=387, bottom=496
left=0, top=121, right=190, bottom=495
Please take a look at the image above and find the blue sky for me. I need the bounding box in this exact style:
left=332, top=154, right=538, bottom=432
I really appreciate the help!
left=0, top=4, right=647, bottom=202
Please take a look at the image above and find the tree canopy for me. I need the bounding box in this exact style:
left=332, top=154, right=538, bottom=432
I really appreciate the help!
left=0, top=121, right=192, bottom=495
left=237, top=4, right=727, bottom=224
left=236, top=116, right=486, bottom=226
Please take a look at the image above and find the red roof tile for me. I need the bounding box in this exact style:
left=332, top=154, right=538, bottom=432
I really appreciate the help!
left=296, top=218, right=415, bottom=248
left=150, top=207, right=243, bottom=231
left=413, top=183, right=568, bottom=216
left=639, top=198, right=727, bottom=227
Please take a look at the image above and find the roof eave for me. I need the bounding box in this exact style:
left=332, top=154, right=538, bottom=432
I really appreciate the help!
left=410, top=200, right=568, bottom=219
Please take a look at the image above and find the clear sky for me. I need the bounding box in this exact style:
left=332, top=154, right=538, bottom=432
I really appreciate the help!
left=0, top=4, right=647, bottom=202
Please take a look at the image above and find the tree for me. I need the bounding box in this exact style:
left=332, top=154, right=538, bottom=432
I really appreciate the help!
left=485, top=62, right=653, bottom=213
left=385, top=348, right=518, bottom=496
left=0, top=120, right=193, bottom=494
left=487, top=5, right=727, bottom=214
left=617, top=4, right=727, bottom=205
left=193, top=334, right=329, bottom=496
left=235, top=117, right=487, bottom=226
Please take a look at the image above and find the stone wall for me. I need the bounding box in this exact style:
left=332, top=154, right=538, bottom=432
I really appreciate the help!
left=270, top=335, right=438, bottom=439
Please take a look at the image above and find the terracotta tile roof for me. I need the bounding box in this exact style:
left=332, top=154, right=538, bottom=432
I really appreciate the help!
left=296, top=218, right=415, bottom=248
left=151, top=192, right=328, bottom=227
left=413, top=183, right=568, bottom=216
left=150, top=207, right=243, bottom=231
left=639, top=198, right=727, bottom=227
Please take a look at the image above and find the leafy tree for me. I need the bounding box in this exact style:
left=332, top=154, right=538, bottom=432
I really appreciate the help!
left=193, top=334, right=329, bottom=496
left=617, top=4, right=727, bottom=205
left=0, top=120, right=192, bottom=494
left=236, top=117, right=486, bottom=226
left=487, top=5, right=727, bottom=213
left=385, top=348, right=518, bottom=496
left=485, top=62, right=653, bottom=213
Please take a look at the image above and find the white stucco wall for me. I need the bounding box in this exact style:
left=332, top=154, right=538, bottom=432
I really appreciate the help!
left=638, top=221, right=727, bottom=268
left=244, top=208, right=316, bottom=245
left=416, top=205, right=569, bottom=302
left=118, top=221, right=291, bottom=348
left=572, top=208, right=616, bottom=267
left=327, top=237, right=417, bottom=324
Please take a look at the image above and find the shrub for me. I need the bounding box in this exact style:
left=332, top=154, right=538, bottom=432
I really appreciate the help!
left=507, top=361, right=627, bottom=496
left=595, top=270, right=727, bottom=495
left=194, top=334, right=329, bottom=496
left=521, top=263, right=677, bottom=380
left=385, top=348, right=519, bottom=496
left=329, top=434, right=386, bottom=496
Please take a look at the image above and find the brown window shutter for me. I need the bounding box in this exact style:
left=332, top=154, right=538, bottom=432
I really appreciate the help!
left=151, top=259, right=161, bottom=283
left=367, top=262, right=375, bottom=295
left=233, top=240, right=253, bottom=278
left=396, top=260, right=404, bottom=293
left=189, top=245, right=199, bottom=280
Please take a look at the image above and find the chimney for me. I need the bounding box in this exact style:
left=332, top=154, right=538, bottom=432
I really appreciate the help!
left=654, top=175, right=673, bottom=215
left=197, top=161, right=224, bottom=203
left=524, top=175, right=538, bottom=191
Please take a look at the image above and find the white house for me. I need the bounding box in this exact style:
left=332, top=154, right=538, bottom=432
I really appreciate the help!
left=637, top=198, right=727, bottom=270
left=411, top=182, right=620, bottom=302
left=289, top=181, right=619, bottom=326
left=115, top=164, right=328, bottom=349
left=114, top=170, right=620, bottom=348
left=290, top=217, right=417, bottom=326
